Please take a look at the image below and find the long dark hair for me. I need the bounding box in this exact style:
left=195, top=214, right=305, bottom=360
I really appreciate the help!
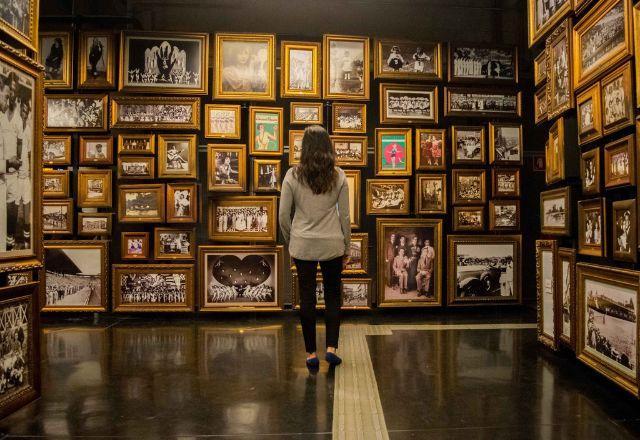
left=295, top=125, right=337, bottom=194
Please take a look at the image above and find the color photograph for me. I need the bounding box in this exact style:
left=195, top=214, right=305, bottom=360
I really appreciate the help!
left=375, top=128, right=412, bottom=176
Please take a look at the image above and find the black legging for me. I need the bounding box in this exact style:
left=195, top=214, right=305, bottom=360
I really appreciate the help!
left=293, top=256, right=342, bottom=353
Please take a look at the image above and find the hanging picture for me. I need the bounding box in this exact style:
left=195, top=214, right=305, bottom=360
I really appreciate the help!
left=373, top=39, right=441, bottom=80
left=207, top=144, right=247, bottom=192
left=344, top=233, right=369, bottom=275
left=546, top=117, right=565, bottom=184
left=77, top=213, right=112, bottom=236
left=344, top=169, right=361, bottom=229
left=280, top=41, right=321, bottom=98
left=557, top=247, right=576, bottom=350
left=534, top=50, right=547, bottom=87
left=323, top=34, right=370, bottom=100
left=117, top=184, right=165, bottom=223
left=332, top=102, right=367, bottom=134
left=534, top=86, right=548, bottom=124
left=118, top=156, right=155, bottom=180
left=379, top=83, right=438, bottom=124
left=39, top=31, right=72, bottom=89
left=445, top=87, right=521, bottom=117
left=42, top=199, right=73, bottom=235
left=290, top=102, right=323, bottom=125
left=43, top=170, right=69, bottom=199
left=366, top=179, right=410, bottom=215
left=581, top=147, right=600, bottom=195
left=166, top=183, right=198, bottom=223
left=416, top=174, right=447, bottom=215
left=79, top=31, right=116, bottom=89
left=110, top=96, right=200, bottom=130
left=448, top=43, right=517, bottom=83
left=451, top=125, right=485, bottom=165
left=546, top=19, right=573, bottom=120
left=536, top=240, right=558, bottom=350
left=77, top=169, right=112, bottom=208
left=600, top=61, right=634, bottom=136
left=43, top=135, right=71, bottom=165
left=157, top=134, right=198, bottom=179
left=415, top=129, right=446, bottom=171
left=0, top=0, right=39, bottom=51
left=578, top=198, right=606, bottom=257
left=249, top=106, right=283, bottom=156
left=331, top=135, right=367, bottom=167
left=489, top=123, right=522, bottom=165
left=576, top=82, right=603, bottom=145
left=453, top=207, right=485, bottom=231
left=120, top=232, right=149, bottom=260
left=375, top=128, right=412, bottom=176
left=117, top=133, right=155, bottom=155
left=540, top=187, right=571, bottom=236
left=45, top=94, right=108, bottom=132
left=492, top=168, right=520, bottom=198
left=208, top=196, right=278, bottom=242
left=341, top=279, right=372, bottom=309
left=79, top=136, right=113, bottom=165
left=527, top=0, right=572, bottom=46
left=603, top=134, right=634, bottom=188
left=612, top=199, right=636, bottom=262
left=452, top=169, right=486, bottom=205
left=204, top=104, right=241, bottom=139
left=489, top=200, right=520, bottom=231
left=253, top=159, right=281, bottom=192
left=288, top=129, right=304, bottom=165
left=154, top=227, right=196, bottom=260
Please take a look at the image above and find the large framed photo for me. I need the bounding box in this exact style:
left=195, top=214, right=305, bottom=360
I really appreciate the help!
left=207, top=144, right=247, bottom=192
left=452, top=169, right=486, bottom=205
left=280, top=41, right=321, bottom=99
left=527, top=0, right=573, bottom=47
left=344, top=169, right=361, bottom=229
left=79, top=136, right=113, bottom=166
left=199, top=245, right=284, bottom=311
left=416, top=129, right=446, bottom=171
left=376, top=218, right=443, bottom=307
left=573, top=0, right=633, bottom=91
left=118, top=184, right=165, bottom=223
left=546, top=20, right=574, bottom=120
left=374, top=39, right=441, bottom=80
left=578, top=198, right=606, bottom=257
left=546, top=117, right=565, bottom=184
left=492, top=168, right=520, bottom=198
left=540, top=187, right=571, bottom=236
left=576, top=82, right=603, bottom=145
left=581, top=147, right=600, bottom=195
left=45, top=94, right=108, bottom=132
left=112, top=264, right=195, bottom=312
left=253, top=159, right=281, bottom=193
left=249, top=106, right=283, bottom=156
left=453, top=206, right=485, bottom=231
left=0, top=0, right=38, bottom=52
left=43, top=135, right=71, bottom=165
left=79, top=31, right=116, bottom=89
left=166, top=183, right=198, bottom=223
left=342, top=279, right=373, bottom=309
left=416, top=174, right=447, bottom=215
left=600, top=62, right=634, bottom=136
left=604, top=134, right=634, bottom=188
left=449, top=43, right=517, bottom=83
left=157, top=134, right=197, bottom=179
left=208, top=196, right=277, bottom=242
left=43, top=240, right=109, bottom=312
left=121, top=232, right=149, bottom=260
left=534, top=86, right=548, bottom=124
left=447, top=235, right=522, bottom=306
left=534, top=50, right=548, bottom=87
left=490, top=200, right=520, bottom=231
left=77, top=213, right=112, bottom=237
left=332, top=135, right=367, bottom=167
left=344, top=232, right=369, bottom=275
left=576, top=263, right=639, bottom=396
left=323, top=34, right=370, bottom=100
left=43, top=169, right=69, bottom=199
left=204, top=104, right=241, bottom=139
left=366, top=179, right=410, bottom=216
left=332, top=102, right=366, bottom=134
left=489, top=123, right=522, bottom=165
left=39, top=32, right=72, bottom=89
left=117, top=156, right=155, bottom=180
left=214, top=32, right=276, bottom=101
left=117, top=133, right=155, bottom=155
left=379, top=83, right=438, bottom=125
left=558, top=247, right=576, bottom=350
left=537, top=240, right=558, bottom=350
left=451, top=125, right=485, bottom=165
left=290, top=102, right=323, bottom=125
left=375, top=128, right=412, bottom=176
left=120, top=31, right=208, bottom=94
left=445, top=87, right=521, bottom=118
left=110, top=95, right=200, bottom=130
left=77, top=169, right=112, bottom=208
left=154, top=227, right=196, bottom=260
left=612, top=199, right=636, bottom=262
left=43, top=199, right=73, bottom=235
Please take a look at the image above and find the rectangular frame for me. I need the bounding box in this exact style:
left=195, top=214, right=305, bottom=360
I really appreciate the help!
left=79, top=135, right=114, bottom=166
left=117, top=184, right=165, bottom=223
left=331, top=135, right=368, bottom=167
left=444, top=87, right=521, bottom=118
left=492, top=168, right=521, bottom=198
left=42, top=169, right=69, bottom=199
left=612, top=199, right=637, bottom=262
left=578, top=197, right=606, bottom=257
left=117, top=156, right=155, bottom=180
left=157, top=134, right=198, bottom=179
left=416, top=174, right=447, bottom=215
left=604, top=134, right=635, bottom=188
left=77, top=169, right=112, bottom=208
left=153, top=227, right=196, bottom=260
left=453, top=206, right=485, bottom=231
left=600, top=61, right=634, bottom=136
left=452, top=169, right=486, bottom=205
left=78, top=31, right=116, bottom=89
left=448, top=43, right=518, bottom=84
left=42, top=199, right=73, bottom=235
left=252, top=158, right=281, bottom=193
left=366, top=179, right=410, bottom=215
left=375, top=128, right=412, bottom=176
left=379, top=83, right=438, bottom=125
left=415, top=129, right=446, bottom=171
left=332, top=102, right=367, bottom=134
left=43, top=135, right=71, bottom=166
left=44, top=94, right=108, bottom=132
left=581, top=147, right=600, bottom=195
left=451, top=125, right=485, bottom=165
left=323, top=34, right=370, bottom=100
left=117, top=133, right=155, bottom=155
left=208, top=196, right=278, bottom=242
left=546, top=19, right=574, bottom=119
left=540, top=186, right=571, bottom=236
left=546, top=117, right=566, bottom=184
left=373, top=39, right=442, bottom=81
left=537, top=239, right=559, bottom=350
left=207, top=144, right=247, bottom=192
left=280, top=41, right=321, bottom=99
left=290, top=102, right=323, bottom=125
left=77, top=212, right=112, bottom=237
left=527, top=0, right=573, bottom=47
left=120, top=232, right=149, bottom=260
left=489, top=123, right=523, bottom=165
left=249, top=106, right=284, bottom=156
left=110, top=95, right=200, bottom=130
left=166, top=182, right=198, bottom=223
left=489, top=199, right=521, bottom=231
left=204, top=104, right=241, bottom=139
left=576, top=82, right=603, bottom=145
left=557, top=247, right=577, bottom=350
left=40, top=31, right=72, bottom=89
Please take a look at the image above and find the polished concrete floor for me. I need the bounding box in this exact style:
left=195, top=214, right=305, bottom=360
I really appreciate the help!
left=1, top=310, right=640, bottom=439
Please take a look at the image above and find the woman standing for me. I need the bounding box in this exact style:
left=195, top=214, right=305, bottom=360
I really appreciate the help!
left=279, top=125, right=351, bottom=369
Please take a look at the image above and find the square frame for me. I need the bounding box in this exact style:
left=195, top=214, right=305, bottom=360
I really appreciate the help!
left=490, top=199, right=521, bottom=231
left=154, top=227, right=196, bottom=260
left=451, top=125, right=485, bottom=165
left=43, top=135, right=72, bottom=166
left=43, top=199, right=73, bottom=235
left=77, top=169, right=112, bottom=208
left=121, top=232, right=150, bottom=260
left=492, top=168, right=521, bottom=198
left=452, top=169, right=486, bottom=205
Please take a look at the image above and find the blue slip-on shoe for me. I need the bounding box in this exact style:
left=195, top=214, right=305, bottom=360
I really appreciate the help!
left=306, top=356, right=320, bottom=369
left=325, top=352, right=342, bottom=365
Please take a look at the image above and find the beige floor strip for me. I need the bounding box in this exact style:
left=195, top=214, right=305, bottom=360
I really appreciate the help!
left=332, top=323, right=536, bottom=439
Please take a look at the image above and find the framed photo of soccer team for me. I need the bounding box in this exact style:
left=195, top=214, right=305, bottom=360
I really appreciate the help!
left=332, top=135, right=367, bottom=167
left=379, top=83, right=438, bottom=125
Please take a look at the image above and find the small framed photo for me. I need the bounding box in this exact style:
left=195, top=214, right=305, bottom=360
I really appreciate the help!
left=158, top=134, right=197, bottom=179
left=280, top=41, right=321, bottom=98
left=117, top=133, right=155, bottom=155
left=79, top=136, right=113, bottom=165
left=110, top=96, right=200, bottom=130
left=78, top=32, right=116, bottom=89
left=612, top=199, right=636, bottom=262
left=534, top=86, right=548, bottom=125
left=445, top=87, right=521, bottom=118
left=154, top=227, right=196, bottom=260
left=453, top=206, right=485, bottom=231
left=490, top=200, right=520, bottom=231
left=78, top=169, right=112, bottom=208
left=43, top=199, right=73, bottom=235
left=557, top=247, right=576, bottom=350
left=416, top=174, right=447, bottom=214
left=323, top=34, right=370, bottom=100
left=118, top=156, right=155, bottom=180
left=331, top=135, right=367, bottom=167
left=536, top=239, right=558, bottom=350
left=415, top=129, right=446, bottom=171
left=545, top=20, right=573, bottom=120
left=581, top=147, right=600, bottom=195
left=121, top=232, right=150, bottom=260
left=207, top=144, right=247, bottom=192
left=43, top=135, right=72, bottom=165
left=166, top=183, right=198, bottom=223
left=341, top=278, right=373, bottom=309
left=527, top=0, right=572, bottom=47
left=208, top=196, right=278, bottom=242
left=253, top=159, right=281, bottom=192
left=452, top=169, right=486, bottom=205
left=40, top=32, right=73, bottom=89
left=540, top=187, right=571, bottom=236
left=344, top=170, right=361, bottom=229
left=375, top=128, right=412, bottom=176
left=344, top=233, right=369, bottom=275
left=452, top=125, right=485, bottom=165
left=546, top=117, right=565, bottom=185
left=578, top=198, right=605, bottom=257
left=449, top=43, right=517, bottom=83
left=249, top=106, right=283, bottom=156
left=78, top=213, right=112, bottom=236
left=489, top=123, right=522, bottom=165
left=534, top=50, right=547, bottom=87
left=290, top=102, right=323, bottom=125
left=604, top=134, right=635, bottom=188
left=6, top=271, right=33, bottom=287
left=373, top=39, right=441, bottom=80
left=576, top=82, right=602, bottom=146
left=332, top=102, right=366, bottom=134
left=492, top=168, right=520, bottom=198
left=600, top=61, right=634, bottom=136
left=288, top=129, right=304, bottom=165
left=379, top=83, right=438, bottom=125
left=45, top=94, right=108, bottom=132
left=43, top=169, right=69, bottom=199
left=366, top=179, right=410, bottom=215
left=118, top=184, right=165, bottom=223
left=204, top=104, right=241, bottom=139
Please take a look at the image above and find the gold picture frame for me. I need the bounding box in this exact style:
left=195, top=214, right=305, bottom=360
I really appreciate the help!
left=557, top=247, right=576, bottom=350
left=43, top=135, right=72, bottom=165
left=600, top=61, right=634, bottom=136
left=604, top=134, right=635, bottom=188
left=534, top=86, right=548, bottom=125
left=536, top=239, right=559, bottom=350
left=332, top=102, right=367, bottom=134
left=39, top=31, right=73, bottom=89
left=451, top=125, right=485, bottom=165
left=79, top=31, right=116, bottom=89
left=375, top=128, right=412, bottom=176
left=249, top=106, right=283, bottom=156
left=290, top=102, right=323, bottom=125
left=448, top=43, right=518, bottom=83
left=288, top=129, right=304, bottom=165
left=43, top=169, right=69, bottom=199
left=121, top=232, right=149, bottom=260
left=0, top=0, right=39, bottom=51
left=576, top=82, right=603, bottom=145
left=489, top=123, right=523, bottom=165
left=534, top=50, right=548, bottom=87
left=117, top=184, right=165, bottom=223
left=546, top=117, right=565, bottom=184
left=166, top=183, right=198, bottom=223
left=415, top=129, right=446, bottom=171
left=79, top=135, right=113, bottom=165
left=208, top=196, right=278, bottom=242
left=492, top=168, right=521, bottom=198
left=44, top=94, right=108, bottom=132
left=280, top=40, right=321, bottom=98
left=445, top=87, right=521, bottom=118
left=77, top=213, right=112, bottom=236
left=207, top=144, right=247, bottom=192
left=379, top=83, right=438, bottom=125
left=344, top=232, right=369, bottom=275
left=416, top=174, right=447, bottom=215
left=581, top=147, right=600, bottom=195
left=612, top=199, right=636, bottom=262
left=540, top=187, right=571, bottom=236
left=117, top=156, right=155, bottom=180
left=453, top=206, right=485, bottom=231
left=157, top=134, right=198, bottom=179
left=117, top=133, right=155, bottom=155
left=546, top=19, right=574, bottom=120
left=366, top=179, right=410, bottom=216
left=77, top=169, right=112, bottom=208
left=578, top=197, right=606, bottom=257
left=489, top=199, right=521, bottom=231
left=110, top=95, right=200, bottom=130
left=341, top=278, right=373, bottom=310
left=253, top=159, right=281, bottom=193
left=452, top=169, right=486, bottom=205
left=331, top=135, right=368, bottom=167
left=323, top=34, right=370, bottom=100
left=374, top=39, right=442, bottom=80
left=344, top=169, right=361, bottom=229
left=527, top=0, right=573, bottom=47
left=204, top=104, right=241, bottom=139
left=43, top=199, right=73, bottom=235
left=154, top=227, right=196, bottom=260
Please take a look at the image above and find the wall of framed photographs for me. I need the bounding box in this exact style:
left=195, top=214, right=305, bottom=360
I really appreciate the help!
left=531, top=0, right=640, bottom=398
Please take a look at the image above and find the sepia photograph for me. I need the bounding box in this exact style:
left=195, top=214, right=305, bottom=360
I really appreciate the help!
left=158, top=134, right=197, bottom=179
left=540, top=187, right=571, bottom=235
left=332, top=102, right=366, bottom=133
left=375, top=128, right=412, bottom=176
left=492, top=168, right=520, bottom=198
left=324, top=34, right=370, bottom=100
left=207, top=144, right=246, bottom=192
left=0, top=0, right=38, bottom=51
left=536, top=240, right=558, bottom=349
left=576, top=82, right=603, bottom=145
left=416, top=129, right=446, bottom=171
left=79, top=32, right=115, bottom=89
left=79, top=136, right=113, bottom=165
left=581, top=147, right=600, bottom=195
left=43, top=135, right=71, bottom=165
left=290, top=102, right=323, bottom=125
left=534, top=50, right=547, bottom=86
left=118, top=156, right=155, bottom=179
left=604, top=135, right=634, bottom=188
left=154, top=227, right=195, bottom=260
left=111, top=96, right=200, bottom=130
left=343, top=233, right=368, bottom=275
left=341, top=279, right=372, bottom=309
left=166, top=183, right=198, bottom=223
left=379, top=83, right=437, bottom=124
left=344, top=170, right=361, bottom=229
left=445, top=87, right=520, bottom=117
left=288, top=129, right=304, bottom=165
left=77, top=169, right=112, bottom=208
left=208, top=196, right=277, bottom=242
left=121, top=232, right=149, bottom=260
left=6, top=271, right=32, bottom=287
left=45, top=94, right=107, bottom=132
left=366, top=179, right=410, bottom=215
left=546, top=117, right=565, bottom=184
left=546, top=20, right=573, bottom=120
left=490, top=123, right=522, bottom=164
left=118, top=184, right=165, bottom=223
left=117, top=133, right=155, bottom=155
left=42, top=199, right=73, bottom=235
left=416, top=174, right=447, bottom=214
left=281, top=41, right=321, bottom=98
left=452, top=169, right=486, bottom=205
left=449, top=44, right=517, bottom=83
left=204, top=104, right=241, bottom=139
left=558, top=248, right=576, bottom=348
left=331, top=136, right=367, bottom=167
left=527, top=0, right=572, bottom=46
left=78, top=213, right=112, bottom=236
left=39, top=32, right=72, bottom=89
left=453, top=206, right=485, bottom=231
left=612, top=199, right=636, bottom=262
left=600, top=61, right=633, bottom=135
left=253, top=159, right=281, bottom=192
left=374, top=39, right=441, bottom=80
left=249, top=106, right=283, bottom=156
left=578, top=198, right=605, bottom=257
left=452, top=125, right=484, bottom=164
left=534, top=86, right=548, bottom=125
left=490, top=200, right=520, bottom=231
left=43, top=169, right=69, bottom=199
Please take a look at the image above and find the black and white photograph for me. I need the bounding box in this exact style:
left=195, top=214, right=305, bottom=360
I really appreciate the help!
left=491, top=124, right=522, bottom=163
left=281, top=41, right=320, bottom=98
left=542, top=196, right=566, bottom=228
left=80, top=137, right=112, bottom=164
left=446, top=88, right=520, bottom=117
left=155, top=229, right=194, bottom=259
left=0, top=296, right=31, bottom=403
left=205, top=104, right=240, bottom=138
left=43, top=171, right=66, bottom=198
left=168, top=186, right=194, bottom=221
left=581, top=203, right=603, bottom=250
left=332, top=103, right=366, bottom=133
left=291, top=103, right=322, bottom=124
left=324, top=35, right=369, bottom=99
left=43, top=201, right=71, bottom=234
left=532, top=0, right=571, bottom=34
left=39, top=32, right=72, bottom=88
left=453, top=171, right=485, bottom=204
left=6, top=272, right=31, bottom=286
left=344, top=234, right=368, bottom=274
left=118, top=134, right=154, bottom=155
left=453, top=126, right=484, bottom=163
left=549, top=27, right=570, bottom=115
left=332, top=137, right=366, bottom=167
left=119, top=185, right=164, bottom=223
left=367, top=180, right=409, bottom=215
left=417, top=175, right=446, bottom=214
left=0, top=0, right=35, bottom=47
left=121, top=32, right=208, bottom=94
left=42, top=136, right=70, bottom=164
left=125, top=191, right=159, bottom=218
left=79, top=215, right=109, bottom=235
left=159, top=137, right=194, bottom=177
left=215, top=151, right=239, bottom=186
left=45, top=95, right=106, bottom=130
left=119, top=157, right=153, bottom=179
left=579, top=97, right=595, bottom=133
left=118, top=271, right=188, bottom=305
left=450, top=45, right=516, bottom=82
left=380, top=83, right=437, bottom=124
left=113, top=99, right=197, bottom=127
left=255, top=160, right=280, bottom=192
left=491, top=201, right=519, bottom=230
left=209, top=197, right=277, bottom=242
left=286, top=47, right=314, bottom=93
left=612, top=200, right=636, bottom=262
left=454, top=207, right=484, bottom=231
left=615, top=208, right=632, bottom=254
left=79, top=32, right=115, bottom=89
left=602, top=64, right=631, bottom=131
left=374, top=40, right=440, bottom=80
left=494, top=170, right=519, bottom=197
left=215, top=207, right=269, bottom=234
left=579, top=0, right=625, bottom=75
left=342, top=280, right=371, bottom=308
left=582, top=150, right=599, bottom=193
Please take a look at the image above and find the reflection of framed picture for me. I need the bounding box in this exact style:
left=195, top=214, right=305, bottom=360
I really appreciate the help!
left=166, top=183, right=198, bottom=223
left=445, top=87, right=521, bottom=118
left=536, top=239, right=558, bottom=350
left=341, top=278, right=373, bottom=309
left=207, top=144, right=246, bottom=192
left=379, top=83, right=437, bottom=125
left=415, top=129, right=446, bottom=171
left=280, top=41, right=321, bottom=98
left=600, top=61, right=634, bottom=136
left=45, top=94, right=108, bottom=132
left=540, top=187, right=571, bottom=236
left=375, top=128, right=412, bottom=176
left=447, top=235, right=522, bottom=306
left=154, top=227, right=196, bottom=260
left=604, top=134, right=635, bottom=188
left=453, top=206, right=485, bottom=231
left=527, top=0, right=572, bottom=47
left=39, top=32, right=73, bottom=89
left=366, top=179, right=410, bottom=215
left=451, top=125, right=485, bottom=165
left=249, top=106, right=283, bottom=156
left=78, top=169, right=112, bottom=208
left=331, top=135, right=367, bottom=167
left=452, top=169, right=486, bottom=205
left=576, top=263, right=639, bottom=396
left=546, top=19, right=573, bottom=120
left=121, top=232, right=149, bottom=260
left=199, top=245, right=283, bottom=311
left=344, top=233, right=369, bottom=275
left=332, top=102, right=366, bottom=133
left=578, top=198, right=606, bottom=257
left=489, top=200, right=520, bottom=231
left=117, top=133, right=155, bottom=155
left=43, top=169, right=69, bottom=199
left=120, top=31, right=208, bottom=94
left=448, top=43, right=517, bottom=83
left=492, top=168, right=520, bottom=198
left=78, top=213, right=112, bottom=236
left=612, top=199, right=636, bottom=262
left=323, top=34, right=370, bottom=100
left=534, top=86, right=548, bottom=125
left=288, top=129, right=304, bottom=165
left=214, top=32, right=276, bottom=101
left=416, top=174, right=447, bottom=215
left=43, top=199, right=73, bottom=235
left=376, top=218, right=443, bottom=307
left=534, top=50, right=547, bottom=87
left=158, top=134, right=197, bottom=179
left=581, top=147, right=600, bottom=195
left=79, top=135, right=113, bottom=165
left=208, top=196, right=278, bottom=242
left=489, top=123, right=522, bottom=165
left=0, top=0, right=39, bottom=51
left=110, top=95, right=200, bottom=130
left=43, top=135, right=72, bottom=165
left=374, top=39, right=441, bottom=80
left=79, top=32, right=116, bottom=89
left=290, top=102, right=323, bottom=125
left=118, top=156, right=155, bottom=180
left=344, top=169, right=361, bottom=229
left=576, top=82, right=602, bottom=145
left=112, top=264, right=195, bottom=312
left=253, top=159, right=281, bottom=192
left=557, top=247, right=576, bottom=350
left=118, top=184, right=165, bottom=223
left=204, top=104, right=241, bottom=139
left=546, top=117, right=565, bottom=184
left=43, top=240, right=109, bottom=312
